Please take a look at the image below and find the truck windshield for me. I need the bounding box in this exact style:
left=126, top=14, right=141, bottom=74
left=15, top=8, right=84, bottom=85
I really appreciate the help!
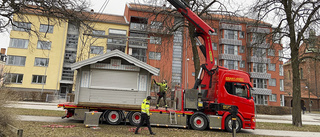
left=225, top=82, right=248, bottom=98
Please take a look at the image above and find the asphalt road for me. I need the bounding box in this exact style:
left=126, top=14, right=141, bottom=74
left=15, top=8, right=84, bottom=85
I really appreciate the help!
left=7, top=101, right=320, bottom=137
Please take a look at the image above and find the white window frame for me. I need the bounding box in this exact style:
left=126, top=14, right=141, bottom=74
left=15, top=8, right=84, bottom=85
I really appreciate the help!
left=149, top=52, right=161, bottom=60
left=253, top=78, right=267, bottom=89
left=34, top=58, right=49, bottom=67
left=280, top=79, right=284, bottom=91
left=9, top=38, right=29, bottom=49
left=239, top=46, right=245, bottom=53
left=6, top=56, right=26, bottom=66
left=32, top=75, right=47, bottom=84
left=37, top=41, right=51, bottom=50
left=92, top=29, right=105, bottom=36
left=269, top=78, right=276, bottom=86
left=253, top=63, right=266, bottom=73
left=212, top=43, right=217, bottom=50
left=5, top=73, right=23, bottom=84
left=224, top=60, right=238, bottom=70
left=39, top=24, right=54, bottom=33
left=150, top=36, right=162, bottom=44
left=279, top=64, right=283, bottom=76
left=150, top=21, right=163, bottom=29
left=224, top=30, right=238, bottom=40
left=240, top=60, right=245, bottom=68
left=268, top=63, right=276, bottom=71
left=252, top=48, right=266, bottom=57
left=269, top=94, right=277, bottom=102
left=90, top=46, right=104, bottom=54
left=12, top=22, right=31, bottom=31
left=224, top=45, right=238, bottom=55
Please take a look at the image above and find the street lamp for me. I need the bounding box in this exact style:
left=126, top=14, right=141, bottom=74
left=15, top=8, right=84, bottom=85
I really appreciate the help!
left=305, top=86, right=311, bottom=113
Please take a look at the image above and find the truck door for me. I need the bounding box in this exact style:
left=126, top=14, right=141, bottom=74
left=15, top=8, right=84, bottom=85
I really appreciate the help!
left=224, top=82, right=254, bottom=117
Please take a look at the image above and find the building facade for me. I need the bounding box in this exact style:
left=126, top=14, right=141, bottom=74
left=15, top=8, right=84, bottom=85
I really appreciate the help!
left=6, top=12, right=129, bottom=96
left=6, top=3, right=285, bottom=106
left=284, top=35, right=320, bottom=111
left=124, top=3, right=285, bottom=106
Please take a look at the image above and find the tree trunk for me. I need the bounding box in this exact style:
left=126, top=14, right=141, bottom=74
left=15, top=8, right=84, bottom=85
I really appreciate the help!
left=290, top=42, right=302, bottom=127
left=188, top=22, right=200, bottom=80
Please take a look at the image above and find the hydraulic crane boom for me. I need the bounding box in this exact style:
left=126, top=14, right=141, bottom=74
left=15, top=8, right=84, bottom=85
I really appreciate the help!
left=168, top=0, right=215, bottom=89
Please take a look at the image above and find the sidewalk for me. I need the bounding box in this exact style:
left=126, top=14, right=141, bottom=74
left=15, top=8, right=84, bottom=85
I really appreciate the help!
left=256, top=113, right=320, bottom=126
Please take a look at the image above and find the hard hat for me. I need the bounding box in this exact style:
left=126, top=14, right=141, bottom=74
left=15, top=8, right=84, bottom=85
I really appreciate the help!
left=147, top=96, right=151, bottom=100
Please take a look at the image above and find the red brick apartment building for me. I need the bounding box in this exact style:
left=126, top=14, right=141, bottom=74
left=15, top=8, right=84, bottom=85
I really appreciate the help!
left=123, top=3, right=284, bottom=106
left=284, top=35, right=320, bottom=111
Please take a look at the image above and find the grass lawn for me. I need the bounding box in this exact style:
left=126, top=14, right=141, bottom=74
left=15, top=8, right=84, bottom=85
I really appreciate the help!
left=6, top=108, right=65, bottom=117
left=6, top=108, right=320, bottom=134
left=10, top=121, right=262, bottom=137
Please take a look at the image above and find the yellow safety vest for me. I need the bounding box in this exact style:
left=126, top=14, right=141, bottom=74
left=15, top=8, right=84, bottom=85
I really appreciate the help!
left=141, top=98, right=150, bottom=116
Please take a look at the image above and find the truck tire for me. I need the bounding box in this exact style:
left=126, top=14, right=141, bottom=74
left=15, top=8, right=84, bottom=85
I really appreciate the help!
left=128, top=112, right=141, bottom=126
left=225, top=116, right=242, bottom=133
left=189, top=114, right=208, bottom=130
left=104, top=110, right=122, bottom=125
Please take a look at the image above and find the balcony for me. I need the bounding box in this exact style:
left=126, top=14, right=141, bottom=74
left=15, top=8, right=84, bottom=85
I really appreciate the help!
left=247, top=42, right=270, bottom=49
left=130, top=23, right=147, bottom=32
left=249, top=72, right=271, bottom=79
left=248, top=56, right=270, bottom=64
left=219, top=54, right=242, bottom=61
left=252, top=88, right=272, bottom=95
left=128, top=40, right=148, bottom=49
left=247, top=27, right=270, bottom=33
left=220, top=23, right=242, bottom=31
left=220, top=38, right=242, bottom=46
left=131, top=55, right=147, bottom=62
left=107, top=38, right=126, bottom=46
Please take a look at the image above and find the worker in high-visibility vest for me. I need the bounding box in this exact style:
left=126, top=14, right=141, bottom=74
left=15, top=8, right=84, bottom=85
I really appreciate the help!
left=154, top=79, right=168, bottom=109
left=135, top=96, right=155, bottom=135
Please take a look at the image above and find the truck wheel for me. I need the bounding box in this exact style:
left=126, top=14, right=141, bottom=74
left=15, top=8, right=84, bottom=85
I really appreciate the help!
left=225, top=116, right=242, bottom=133
left=190, top=114, right=208, bottom=130
left=128, top=112, right=141, bottom=126
left=104, top=110, right=122, bottom=125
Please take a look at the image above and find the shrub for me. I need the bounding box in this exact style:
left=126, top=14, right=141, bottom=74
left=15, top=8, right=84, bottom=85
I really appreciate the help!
left=256, top=105, right=292, bottom=115
left=0, top=88, right=17, bottom=135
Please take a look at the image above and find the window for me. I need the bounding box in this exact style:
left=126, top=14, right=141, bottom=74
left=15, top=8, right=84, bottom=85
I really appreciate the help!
left=224, top=60, right=238, bottom=70
left=32, top=75, right=47, bottom=84
left=12, top=22, right=31, bottom=31
left=150, top=36, right=162, bottom=44
left=192, top=72, right=195, bottom=76
left=212, top=43, right=217, bottom=50
left=239, top=31, right=245, bottom=38
left=269, top=78, right=276, bottom=86
left=5, top=73, right=23, bottom=84
left=224, top=45, right=238, bottom=55
left=239, top=46, right=245, bottom=53
left=212, top=28, right=217, bottom=35
left=90, top=46, right=104, bottom=54
left=269, top=63, right=276, bottom=71
left=278, top=49, right=284, bottom=61
left=252, top=33, right=266, bottom=43
left=39, top=24, right=54, bottom=33
left=150, top=21, right=163, bottom=29
left=253, top=78, right=267, bottom=88
left=254, top=94, right=268, bottom=105
left=149, top=52, right=161, bottom=60
left=252, top=48, right=266, bottom=57
left=269, top=94, right=277, bottom=102
left=225, top=82, right=248, bottom=98
left=214, top=58, right=217, bottom=66
left=224, top=30, right=238, bottom=39
left=268, top=49, right=275, bottom=56
left=173, top=31, right=183, bottom=43
left=279, top=64, right=283, bottom=76
left=37, top=41, right=51, bottom=50
left=131, top=48, right=147, bottom=62
left=9, top=38, right=29, bottom=49
left=34, top=58, right=49, bottom=67
left=92, top=30, right=105, bottom=37
left=6, top=56, right=26, bottom=66
left=107, top=29, right=127, bottom=45
left=240, top=60, right=245, bottom=68
left=280, top=95, right=284, bottom=106
left=280, top=79, right=284, bottom=91
left=253, top=63, right=266, bottom=73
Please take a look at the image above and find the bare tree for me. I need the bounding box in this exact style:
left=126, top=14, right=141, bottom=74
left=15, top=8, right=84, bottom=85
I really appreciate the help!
left=250, top=0, right=320, bottom=127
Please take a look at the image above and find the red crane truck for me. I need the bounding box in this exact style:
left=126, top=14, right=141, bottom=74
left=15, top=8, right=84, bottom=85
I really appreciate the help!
left=58, top=0, right=255, bottom=132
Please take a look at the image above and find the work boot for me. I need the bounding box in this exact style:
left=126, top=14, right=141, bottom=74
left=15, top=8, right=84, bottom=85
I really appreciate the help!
left=135, top=132, right=139, bottom=134
left=150, top=132, right=156, bottom=135
left=156, top=105, right=159, bottom=109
